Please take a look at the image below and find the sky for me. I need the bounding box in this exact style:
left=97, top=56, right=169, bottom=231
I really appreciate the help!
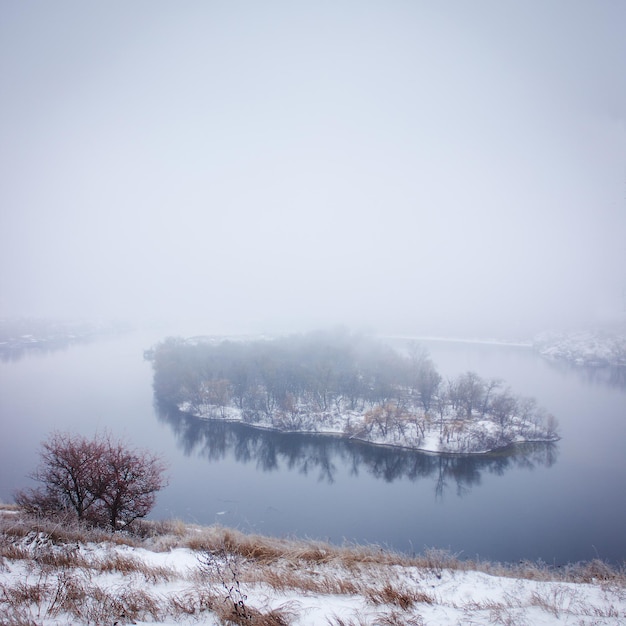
left=1, top=1, right=624, bottom=338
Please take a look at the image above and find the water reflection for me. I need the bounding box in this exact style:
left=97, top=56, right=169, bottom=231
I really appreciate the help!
left=157, top=405, right=558, bottom=498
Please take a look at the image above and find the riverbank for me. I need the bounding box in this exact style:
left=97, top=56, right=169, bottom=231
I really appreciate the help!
left=1, top=505, right=623, bottom=625
left=533, top=327, right=626, bottom=368
left=179, top=401, right=559, bottom=455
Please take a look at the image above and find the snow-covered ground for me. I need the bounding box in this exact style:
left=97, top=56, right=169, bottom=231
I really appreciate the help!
left=1, top=509, right=623, bottom=625
left=533, top=327, right=626, bottom=367
left=179, top=400, right=558, bottom=455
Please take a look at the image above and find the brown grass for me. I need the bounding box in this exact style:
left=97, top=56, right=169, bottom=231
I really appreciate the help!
left=0, top=574, right=165, bottom=624
left=326, top=614, right=369, bottom=626
left=366, top=582, right=434, bottom=610
left=260, top=567, right=361, bottom=595
left=6, top=508, right=622, bottom=587
left=167, top=586, right=218, bottom=615
left=376, top=611, right=425, bottom=626
left=1, top=506, right=624, bottom=626
left=211, top=599, right=298, bottom=626
left=327, top=611, right=425, bottom=626
left=95, top=551, right=175, bottom=582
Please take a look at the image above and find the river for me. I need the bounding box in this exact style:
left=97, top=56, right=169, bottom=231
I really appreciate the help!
left=1, top=330, right=624, bottom=565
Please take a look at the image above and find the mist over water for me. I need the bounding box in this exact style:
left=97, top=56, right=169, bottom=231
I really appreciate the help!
left=1, top=2, right=624, bottom=337
left=1, top=331, right=624, bottom=563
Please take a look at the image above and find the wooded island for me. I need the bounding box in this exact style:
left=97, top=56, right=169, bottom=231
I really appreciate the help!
left=151, top=330, right=559, bottom=454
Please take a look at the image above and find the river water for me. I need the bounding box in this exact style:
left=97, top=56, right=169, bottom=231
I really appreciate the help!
left=1, top=330, right=624, bottom=565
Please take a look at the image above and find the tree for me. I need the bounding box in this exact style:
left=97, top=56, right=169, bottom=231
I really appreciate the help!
left=92, top=436, right=168, bottom=529
left=15, top=432, right=168, bottom=530
left=490, top=389, right=518, bottom=431
left=455, top=371, right=485, bottom=419
left=200, top=378, right=232, bottom=417
left=15, top=431, right=105, bottom=520
left=407, top=344, right=438, bottom=413
left=414, top=359, right=442, bottom=414
left=480, top=378, right=502, bottom=417
left=363, top=402, right=407, bottom=439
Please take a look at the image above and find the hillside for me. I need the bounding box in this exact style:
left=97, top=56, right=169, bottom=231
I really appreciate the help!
left=1, top=507, right=623, bottom=625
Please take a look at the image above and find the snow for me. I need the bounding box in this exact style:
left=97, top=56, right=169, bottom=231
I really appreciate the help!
left=534, top=328, right=626, bottom=367
left=178, top=400, right=557, bottom=455
left=2, top=532, right=623, bottom=625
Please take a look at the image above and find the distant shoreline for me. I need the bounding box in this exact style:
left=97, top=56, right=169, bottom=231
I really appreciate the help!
left=385, top=331, right=626, bottom=368
left=381, top=334, right=533, bottom=348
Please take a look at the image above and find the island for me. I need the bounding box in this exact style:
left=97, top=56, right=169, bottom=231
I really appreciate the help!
left=150, top=329, right=559, bottom=454
left=533, top=325, right=626, bottom=368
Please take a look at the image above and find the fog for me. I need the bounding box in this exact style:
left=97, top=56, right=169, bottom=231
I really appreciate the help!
left=1, top=1, right=624, bottom=338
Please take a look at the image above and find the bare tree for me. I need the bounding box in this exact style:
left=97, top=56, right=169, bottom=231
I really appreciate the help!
left=363, top=402, right=408, bottom=439
left=480, top=378, right=503, bottom=417
left=545, top=413, right=560, bottom=439
left=15, top=432, right=106, bottom=519
left=201, top=378, right=232, bottom=417
left=15, top=431, right=167, bottom=530
left=93, top=436, right=168, bottom=529
left=435, top=387, right=449, bottom=438
left=455, top=371, right=485, bottom=419
left=415, top=360, right=442, bottom=414
left=490, top=389, right=518, bottom=431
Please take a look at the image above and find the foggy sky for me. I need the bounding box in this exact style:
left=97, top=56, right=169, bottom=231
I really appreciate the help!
left=1, top=1, right=624, bottom=337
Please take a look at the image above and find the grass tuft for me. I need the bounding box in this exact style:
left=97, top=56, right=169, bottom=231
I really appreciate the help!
left=366, top=582, right=434, bottom=610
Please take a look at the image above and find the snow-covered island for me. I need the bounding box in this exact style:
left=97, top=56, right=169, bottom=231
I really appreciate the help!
left=533, top=325, right=626, bottom=368
left=151, top=330, right=559, bottom=455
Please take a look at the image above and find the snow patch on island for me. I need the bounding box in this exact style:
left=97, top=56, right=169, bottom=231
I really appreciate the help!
left=179, top=396, right=558, bottom=455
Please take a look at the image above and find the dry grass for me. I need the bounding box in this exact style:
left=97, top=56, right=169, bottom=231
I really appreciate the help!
left=529, top=585, right=580, bottom=619
left=167, top=586, right=218, bottom=615
left=211, top=599, right=298, bottom=626
left=326, top=610, right=424, bottom=626
left=0, top=506, right=139, bottom=549
left=462, top=596, right=528, bottom=626
left=0, top=565, right=165, bottom=624
left=260, top=567, right=361, bottom=595
left=326, top=613, right=369, bottom=626
left=1, top=507, right=624, bottom=625
left=6, top=507, right=622, bottom=586
left=366, top=582, right=434, bottom=609
left=95, top=551, right=175, bottom=582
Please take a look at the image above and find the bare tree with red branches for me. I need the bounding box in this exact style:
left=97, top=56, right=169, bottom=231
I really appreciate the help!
left=16, top=431, right=168, bottom=530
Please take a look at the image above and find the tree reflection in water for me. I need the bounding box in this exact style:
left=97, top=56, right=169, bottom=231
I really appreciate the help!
left=156, top=404, right=558, bottom=498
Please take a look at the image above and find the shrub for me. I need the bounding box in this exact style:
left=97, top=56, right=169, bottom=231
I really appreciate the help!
left=15, top=431, right=167, bottom=530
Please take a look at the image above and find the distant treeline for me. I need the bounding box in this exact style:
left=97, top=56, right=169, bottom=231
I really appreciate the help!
left=151, top=329, right=558, bottom=452
left=153, top=329, right=411, bottom=414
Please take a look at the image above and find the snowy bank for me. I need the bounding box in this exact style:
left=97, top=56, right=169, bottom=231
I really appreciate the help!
left=534, top=328, right=626, bottom=367
left=179, top=400, right=559, bottom=455
left=1, top=508, right=623, bottom=625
